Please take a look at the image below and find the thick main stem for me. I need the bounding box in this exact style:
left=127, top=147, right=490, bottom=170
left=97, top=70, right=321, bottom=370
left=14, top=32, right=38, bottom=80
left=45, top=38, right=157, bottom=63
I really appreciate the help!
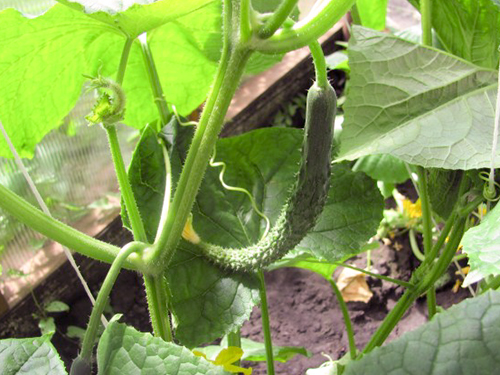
left=148, top=46, right=251, bottom=272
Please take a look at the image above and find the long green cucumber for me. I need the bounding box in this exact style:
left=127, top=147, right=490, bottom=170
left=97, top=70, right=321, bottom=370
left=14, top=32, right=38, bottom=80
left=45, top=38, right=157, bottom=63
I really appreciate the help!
left=194, top=81, right=337, bottom=271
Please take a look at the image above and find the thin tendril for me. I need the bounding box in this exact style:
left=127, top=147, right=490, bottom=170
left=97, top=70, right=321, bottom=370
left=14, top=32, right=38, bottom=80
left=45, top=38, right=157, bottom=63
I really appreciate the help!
left=172, top=105, right=271, bottom=238
left=210, top=146, right=271, bottom=238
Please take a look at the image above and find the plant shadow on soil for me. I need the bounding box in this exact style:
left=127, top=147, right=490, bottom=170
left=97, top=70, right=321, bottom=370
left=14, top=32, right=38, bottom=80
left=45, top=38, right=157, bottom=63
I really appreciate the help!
left=46, top=231, right=469, bottom=375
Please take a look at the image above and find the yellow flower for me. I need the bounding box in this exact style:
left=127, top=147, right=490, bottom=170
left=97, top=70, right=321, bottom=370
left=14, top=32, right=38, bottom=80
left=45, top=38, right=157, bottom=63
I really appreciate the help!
left=193, top=347, right=252, bottom=375
left=402, top=198, right=422, bottom=219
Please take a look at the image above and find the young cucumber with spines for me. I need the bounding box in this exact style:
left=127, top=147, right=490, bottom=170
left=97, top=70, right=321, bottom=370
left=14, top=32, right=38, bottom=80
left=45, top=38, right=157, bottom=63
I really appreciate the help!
left=189, top=80, right=337, bottom=272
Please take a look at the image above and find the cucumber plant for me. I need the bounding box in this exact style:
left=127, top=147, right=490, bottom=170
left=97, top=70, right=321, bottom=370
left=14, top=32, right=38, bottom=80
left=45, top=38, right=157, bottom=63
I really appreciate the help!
left=1, top=0, right=500, bottom=374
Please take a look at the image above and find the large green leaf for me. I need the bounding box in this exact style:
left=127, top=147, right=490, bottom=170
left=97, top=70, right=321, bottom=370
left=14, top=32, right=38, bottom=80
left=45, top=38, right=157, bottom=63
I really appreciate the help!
left=124, top=123, right=259, bottom=348
left=462, top=202, right=500, bottom=286
left=56, top=0, right=215, bottom=38
left=0, top=5, right=112, bottom=158
left=297, top=163, right=384, bottom=262
left=0, top=3, right=214, bottom=158
left=344, top=290, right=500, bottom=374
left=338, top=27, right=498, bottom=170
left=0, top=335, right=67, bottom=375
left=409, top=0, right=500, bottom=69
left=356, top=0, right=388, bottom=30
left=97, top=321, right=230, bottom=374
left=167, top=240, right=260, bottom=348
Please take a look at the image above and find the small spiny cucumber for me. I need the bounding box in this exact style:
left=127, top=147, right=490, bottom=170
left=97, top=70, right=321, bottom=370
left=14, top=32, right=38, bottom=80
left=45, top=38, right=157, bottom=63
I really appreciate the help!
left=194, top=81, right=337, bottom=271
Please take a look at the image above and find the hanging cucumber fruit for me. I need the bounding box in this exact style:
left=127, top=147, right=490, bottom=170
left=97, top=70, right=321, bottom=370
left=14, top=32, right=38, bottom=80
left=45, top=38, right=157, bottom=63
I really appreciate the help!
left=185, top=42, right=337, bottom=272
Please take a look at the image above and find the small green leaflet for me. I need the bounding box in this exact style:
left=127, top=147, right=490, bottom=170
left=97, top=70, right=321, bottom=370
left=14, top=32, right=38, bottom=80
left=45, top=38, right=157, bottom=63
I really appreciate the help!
left=462, top=202, right=500, bottom=286
left=97, top=321, right=230, bottom=374
left=338, top=26, right=498, bottom=170
left=343, top=290, right=500, bottom=374
left=352, top=154, right=410, bottom=184
left=0, top=335, right=67, bottom=375
left=56, top=0, right=215, bottom=38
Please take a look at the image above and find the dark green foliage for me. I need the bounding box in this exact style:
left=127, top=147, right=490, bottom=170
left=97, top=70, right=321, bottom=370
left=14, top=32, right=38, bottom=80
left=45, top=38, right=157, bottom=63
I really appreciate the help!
left=199, top=82, right=337, bottom=271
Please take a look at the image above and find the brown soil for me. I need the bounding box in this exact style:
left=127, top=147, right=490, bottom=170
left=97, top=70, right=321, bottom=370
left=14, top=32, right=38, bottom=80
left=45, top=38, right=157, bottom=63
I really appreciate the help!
left=44, top=234, right=469, bottom=374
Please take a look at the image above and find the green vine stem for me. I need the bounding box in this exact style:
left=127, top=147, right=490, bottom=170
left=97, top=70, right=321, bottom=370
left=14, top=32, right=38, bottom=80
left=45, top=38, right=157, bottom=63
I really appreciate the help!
left=77, top=241, right=145, bottom=364
left=415, top=167, right=436, bottom=318
left=0, top=183, right=131, bottom=266
left=226, top=328, right=242, bottom=366
left=363, top=210, right=470, bottom=353
left=309, top=41, right=328, bottom=88
left=105, top=125, right=147, bottom=244
left=409, top=229, right=426, bottom=262
left=329, top=279, right=357, bottom=359
left=143, top=275, right=173, bottom=341
left=420, top=0, right=433, bottom=46
left=139, top=34, right=171, bottom=128
left=252, top=0, right=356, bottom=54
left=147, top=1, right=252, bottom=273
left=258, top=0, right=299, bottom=39
left=258, top=270, right=275, bottom=375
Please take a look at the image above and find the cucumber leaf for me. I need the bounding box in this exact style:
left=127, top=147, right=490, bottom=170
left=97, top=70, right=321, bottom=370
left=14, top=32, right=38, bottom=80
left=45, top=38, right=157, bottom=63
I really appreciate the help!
left=97, top=321, right=230, bottom=374
left=55, top=0, right=215, bottom=38
left=355, top=0, right=388, bottom=30
left=0, top=3, right=220, bottom=158
left=343, top=290, right=500, bottom=374
left=0, top=335, right=67, bottom=375
left=338, top=26, right=498, bottom=170
left=167, top=240, right=260, bottom=348
left=297, top=162, right=384, bottom=262
left=123, top=123, right=259, bottom=348
left=426, top=169, right=463, bottom=220
left=462, top=202, right=500, bottom=286
left=408, top=0, right=500, bottom=69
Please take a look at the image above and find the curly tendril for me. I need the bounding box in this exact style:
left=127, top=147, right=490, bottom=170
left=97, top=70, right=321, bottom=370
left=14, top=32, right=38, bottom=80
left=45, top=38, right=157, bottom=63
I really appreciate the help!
left=86, top=76, right=126, bottom=127
left=171, top=105, right=271, bottom=239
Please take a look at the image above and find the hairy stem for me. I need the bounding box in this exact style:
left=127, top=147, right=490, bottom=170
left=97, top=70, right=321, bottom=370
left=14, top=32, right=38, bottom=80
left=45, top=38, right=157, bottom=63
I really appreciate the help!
left=106, top=126, right=147, bottom=243
left=329, top=279, right=357, bottom=359
left=258, top=270, right=275, bottom=375
left=0, top=183, right=132, bottom=266
left=252, top=0, right=355, bottom=54
left=148, top=46, right=251, bottom=272
left=144, top=275, right=173, bottom=341
left=258, top=0, right=299, bottom=39
left=78, top=242, right=145, bottom=362
left=139, top=34, right=171, bottom=127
